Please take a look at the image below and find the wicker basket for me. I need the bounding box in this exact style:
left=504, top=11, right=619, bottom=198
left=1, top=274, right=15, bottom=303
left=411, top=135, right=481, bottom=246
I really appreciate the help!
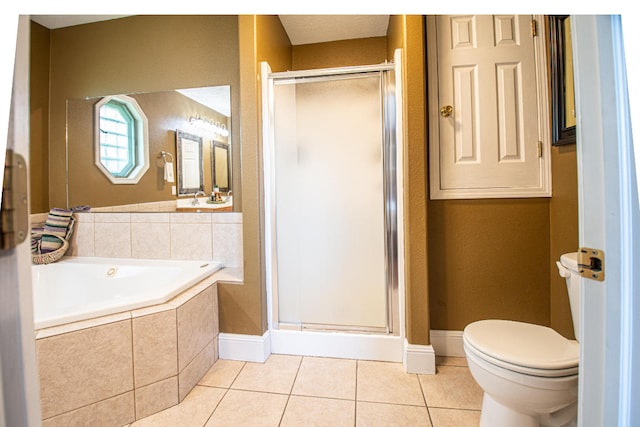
left=31, top=216, right=75, bottom=265
left=32, top=234, right=70, bottom=265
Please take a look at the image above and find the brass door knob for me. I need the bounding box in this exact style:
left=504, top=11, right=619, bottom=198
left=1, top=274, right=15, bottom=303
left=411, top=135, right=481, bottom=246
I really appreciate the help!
left=440, top=105, right=453, bottom=118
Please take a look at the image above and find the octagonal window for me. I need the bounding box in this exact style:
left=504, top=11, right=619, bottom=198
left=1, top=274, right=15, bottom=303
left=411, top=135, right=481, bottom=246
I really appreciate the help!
left=94, top=95, right=149, bottom=184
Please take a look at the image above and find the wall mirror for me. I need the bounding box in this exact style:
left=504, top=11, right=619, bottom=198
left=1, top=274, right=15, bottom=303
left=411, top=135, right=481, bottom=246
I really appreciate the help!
left=549, top=15, right=576, bottom=146
left=212, top=142, right=231, bottom=192
left=66, top=85, right=232, bottom=211
left=176, top=130, right=204, bottom=195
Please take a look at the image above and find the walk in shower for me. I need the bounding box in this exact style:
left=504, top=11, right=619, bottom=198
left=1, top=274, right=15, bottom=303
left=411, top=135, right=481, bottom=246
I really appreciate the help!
left=262, top=51, right=405, bottom=361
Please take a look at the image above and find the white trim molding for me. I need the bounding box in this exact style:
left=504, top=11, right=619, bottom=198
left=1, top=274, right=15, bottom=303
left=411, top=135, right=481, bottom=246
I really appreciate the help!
left=403, top=340, right=436, bottom=374
left=430, top=330, right=466, bottom=357
left=218, top=331, right=271, bottom=363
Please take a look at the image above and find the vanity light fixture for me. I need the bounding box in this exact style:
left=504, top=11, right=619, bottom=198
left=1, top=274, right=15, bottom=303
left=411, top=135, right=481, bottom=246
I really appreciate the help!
left=188, top=115, right=229, bottom=138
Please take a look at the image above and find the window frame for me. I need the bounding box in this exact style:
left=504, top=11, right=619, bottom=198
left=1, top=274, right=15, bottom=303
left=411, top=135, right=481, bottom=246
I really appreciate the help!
left=94, top=94, right=149, bottom=184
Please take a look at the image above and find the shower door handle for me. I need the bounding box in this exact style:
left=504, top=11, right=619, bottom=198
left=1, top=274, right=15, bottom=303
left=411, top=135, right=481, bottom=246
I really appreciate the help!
left=440, top=105, right=453, bottom=118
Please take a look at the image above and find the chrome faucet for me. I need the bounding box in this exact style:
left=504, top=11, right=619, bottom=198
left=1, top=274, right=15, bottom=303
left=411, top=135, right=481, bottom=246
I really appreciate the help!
left=192, top=190, right=206, bottom=205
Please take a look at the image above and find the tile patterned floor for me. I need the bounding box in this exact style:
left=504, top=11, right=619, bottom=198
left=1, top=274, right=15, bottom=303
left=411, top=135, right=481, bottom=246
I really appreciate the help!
left=128, top=355, right=482, bottom=427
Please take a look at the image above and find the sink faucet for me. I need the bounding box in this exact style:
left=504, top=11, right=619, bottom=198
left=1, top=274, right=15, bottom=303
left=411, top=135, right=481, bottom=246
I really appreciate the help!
left=192, top=191, right=205, bottom=205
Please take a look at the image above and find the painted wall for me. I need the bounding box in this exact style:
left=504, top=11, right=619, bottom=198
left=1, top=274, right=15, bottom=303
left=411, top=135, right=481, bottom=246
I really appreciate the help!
left=387, top=15, right=431, bottom=345
left=37, top=15, right=241, bottom=211
left=29, top=21, right=50, bottom=214
left=549, top=144, right=579, bottom=338
left=292, top=37, right=387, bottom=69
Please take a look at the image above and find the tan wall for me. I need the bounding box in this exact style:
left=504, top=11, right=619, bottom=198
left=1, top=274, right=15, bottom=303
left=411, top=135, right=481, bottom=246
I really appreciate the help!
left=428, top=199, right=551, bottom=330
left=29, top=21, right=50, bottom=214
left=44, top=15, right=241, bottom=211
left=292, top=37, right=387, bottom=70
left=66, top=91, right=228, bottom=208
left=549, top=144, right=579, bottom=338
left=217, top=15, right=293, bottom=335
left=387, top=16, right=430, bottom=345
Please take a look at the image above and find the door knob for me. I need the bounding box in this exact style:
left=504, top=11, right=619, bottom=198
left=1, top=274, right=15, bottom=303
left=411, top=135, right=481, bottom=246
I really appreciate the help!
left=440, top=105, right=453, bottom=118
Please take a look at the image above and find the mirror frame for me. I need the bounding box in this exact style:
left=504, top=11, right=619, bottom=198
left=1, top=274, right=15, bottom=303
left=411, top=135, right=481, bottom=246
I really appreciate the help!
left=549, top=15, right=576, bottom=146
left=176, top=129, right=204, bottom=195
left=212, top=141, right=231, bottom=193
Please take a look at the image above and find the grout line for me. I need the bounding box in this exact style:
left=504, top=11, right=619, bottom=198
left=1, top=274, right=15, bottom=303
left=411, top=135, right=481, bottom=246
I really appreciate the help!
left=201, top=386, right=231, bottom=427
left=416, top=371, right=434, bottom=426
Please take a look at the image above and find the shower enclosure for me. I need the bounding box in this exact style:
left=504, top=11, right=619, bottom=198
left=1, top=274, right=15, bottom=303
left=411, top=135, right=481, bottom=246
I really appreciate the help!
left=262, top=52, right=404, bottom=360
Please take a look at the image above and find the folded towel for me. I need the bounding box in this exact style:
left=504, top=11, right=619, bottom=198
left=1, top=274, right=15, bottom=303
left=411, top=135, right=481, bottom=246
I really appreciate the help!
left=71, top=205, right=91, bottom=212
left=40, top=208, right=73, bottom=253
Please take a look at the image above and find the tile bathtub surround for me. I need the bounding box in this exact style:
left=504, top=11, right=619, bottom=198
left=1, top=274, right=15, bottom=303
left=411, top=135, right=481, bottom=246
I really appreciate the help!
left=127, top=355, right=482, bottom=427
left=36, top=282, right=221, bottom=425
left=44, top=211, right=243, bottom=268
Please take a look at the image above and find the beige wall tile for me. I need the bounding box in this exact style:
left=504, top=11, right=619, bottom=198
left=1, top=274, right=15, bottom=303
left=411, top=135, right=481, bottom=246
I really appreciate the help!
left=170, top=223, right=213, bottom=260
left=356, top=360, right=425, bottom=406
left=37, top=320, right=134, bottom=419
left=70, top=221, right=95, bottom=257
left=132, top=310, right=178, bottom=387
left=130, top=386, right=225, bottom=427
left=42, top=391, right=135, bottom=427
left=170, top=212, right=212, bottom=224
left=134, top=377, right=179, bottom=420
left=419, top=365, right=483, bottom=410
left=178, top=340, right=217, bottom=401
left=131, top=222, right=171, bottom=259
left=281, top=396, right=355, bottom=427
left=292, top=357, right=356, bottom=400
left=94, top=222, right=132, bottom=258
left=198, top=359, right=245, bottom=388
left=212, top=223, right=243, bottom=268
left=211, top=212, right=242, bottom=224
left=131, top=212, right=171, bottom=223
left=205, top=389, right=288, bottom=427
left=356, top=402, right=431, bottom=427
left=94, top=212, right=131, bottom=223
left=231, top=354, right=302, bottom=394
left=177, top=286, right=216, bottom=371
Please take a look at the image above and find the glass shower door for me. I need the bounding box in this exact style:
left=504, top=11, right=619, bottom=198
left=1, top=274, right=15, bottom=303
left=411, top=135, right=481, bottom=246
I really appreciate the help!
left=273, top=73, right=390, bottom=331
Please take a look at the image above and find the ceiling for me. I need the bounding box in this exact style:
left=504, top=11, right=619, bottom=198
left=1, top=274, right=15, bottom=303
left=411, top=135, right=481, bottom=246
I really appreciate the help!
left=29, top=15, right=390, bottom=46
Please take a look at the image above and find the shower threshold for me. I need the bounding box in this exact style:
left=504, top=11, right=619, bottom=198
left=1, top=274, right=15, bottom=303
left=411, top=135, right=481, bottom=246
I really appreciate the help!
left=278, top=322, right=391, bottom=335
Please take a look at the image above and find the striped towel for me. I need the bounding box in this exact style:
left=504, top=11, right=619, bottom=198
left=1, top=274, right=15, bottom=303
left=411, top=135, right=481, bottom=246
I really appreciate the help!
left=40, top=208, right=73, bottom=253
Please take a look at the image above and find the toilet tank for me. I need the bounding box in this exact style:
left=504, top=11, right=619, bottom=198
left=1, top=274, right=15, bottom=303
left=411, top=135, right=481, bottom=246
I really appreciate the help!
left=557, top=252, right=581, bottom=341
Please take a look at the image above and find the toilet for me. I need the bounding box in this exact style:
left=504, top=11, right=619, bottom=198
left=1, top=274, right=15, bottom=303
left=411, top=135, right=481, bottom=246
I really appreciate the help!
left=463, top=252, right=581, bottom=427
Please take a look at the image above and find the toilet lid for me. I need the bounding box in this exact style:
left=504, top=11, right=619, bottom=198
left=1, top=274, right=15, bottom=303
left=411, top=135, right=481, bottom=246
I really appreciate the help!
left=463, top=320, right=579, bottom=376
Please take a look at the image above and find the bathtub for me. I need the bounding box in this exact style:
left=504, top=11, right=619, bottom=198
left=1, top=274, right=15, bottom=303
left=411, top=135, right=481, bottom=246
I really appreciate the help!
left=32, top=256, right=223, bottom=329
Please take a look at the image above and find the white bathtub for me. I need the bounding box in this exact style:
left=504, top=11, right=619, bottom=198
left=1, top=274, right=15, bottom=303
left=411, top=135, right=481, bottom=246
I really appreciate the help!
left=32, top=257, right=223, bottom=329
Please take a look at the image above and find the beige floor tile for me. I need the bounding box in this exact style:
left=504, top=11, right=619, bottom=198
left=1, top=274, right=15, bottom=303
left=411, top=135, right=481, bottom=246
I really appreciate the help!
left=281, top=395, right=355, bottom=427
left=435, top=356, right=468, bottom=367
left=419, top=365, right=483, bottom=410
left=292, top=357, right=356, bottom=400
left=429, top=407, right=481, bottom=427
left=205, top=389, right=288, bottom=427
left=231, top=354, right=302, bottom=394
left=356, top=401, right=431, bottom=426
left=130, top=385, right=225, bottom=427
left=199, top=359, right=246, bottom=388
left=357, top=360, right=425, bottom=406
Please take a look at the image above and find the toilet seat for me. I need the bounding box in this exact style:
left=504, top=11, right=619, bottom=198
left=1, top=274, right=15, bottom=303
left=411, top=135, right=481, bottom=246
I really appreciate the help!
left=463, top=320, right=579, bottom=378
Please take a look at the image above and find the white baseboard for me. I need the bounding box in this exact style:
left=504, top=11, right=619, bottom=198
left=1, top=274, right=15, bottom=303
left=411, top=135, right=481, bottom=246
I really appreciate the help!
left=270, top=329, right=404, bottom=362
left=430, top=330, right=465, bottom=357
left=218, top=331, right=271, bottom=363
left=403, top=341, right=436, bottom=374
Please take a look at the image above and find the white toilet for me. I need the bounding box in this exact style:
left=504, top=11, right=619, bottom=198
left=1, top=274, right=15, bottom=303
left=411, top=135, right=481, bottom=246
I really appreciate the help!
left=463, top=252, right=581, bottom=427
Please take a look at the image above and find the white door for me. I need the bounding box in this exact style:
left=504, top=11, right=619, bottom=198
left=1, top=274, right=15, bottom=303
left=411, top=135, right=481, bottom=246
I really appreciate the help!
left=428, top=15, right=550, bottom=199
left=572, top=15, right=639, bottom=426
left=0, top=15, right=42, bottom=426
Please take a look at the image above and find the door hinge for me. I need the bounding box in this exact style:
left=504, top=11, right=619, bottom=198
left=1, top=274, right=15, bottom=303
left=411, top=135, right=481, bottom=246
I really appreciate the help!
left=531, top=19, right=538, bottom=37
left=537, top=141, right=543, bottom=158
left=1, top=149, right=29, bottom=251
left=578, top=247, right=605, bottom=281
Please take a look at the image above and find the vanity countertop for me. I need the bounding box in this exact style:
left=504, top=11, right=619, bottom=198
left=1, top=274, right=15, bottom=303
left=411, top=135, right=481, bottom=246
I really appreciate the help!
left=176, top=197, right=233, bottom=212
